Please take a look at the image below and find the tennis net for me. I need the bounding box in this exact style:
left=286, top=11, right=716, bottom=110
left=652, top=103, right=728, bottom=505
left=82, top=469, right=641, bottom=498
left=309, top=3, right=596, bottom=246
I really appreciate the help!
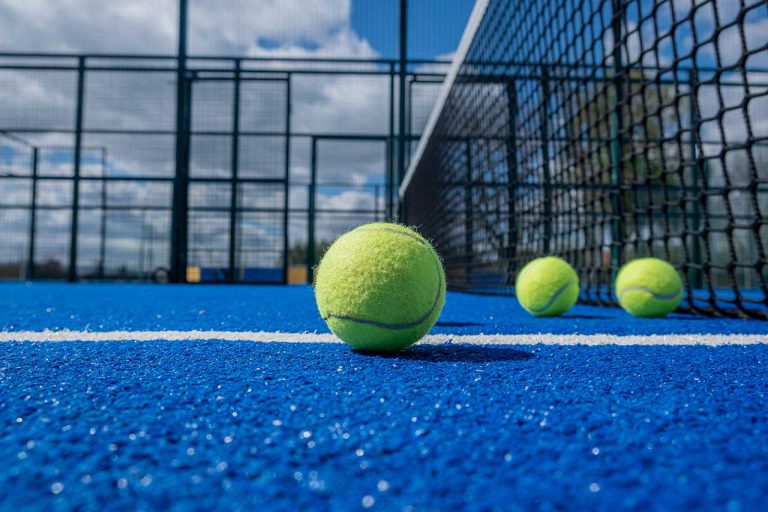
left=401, top=0, right=768, bottom=318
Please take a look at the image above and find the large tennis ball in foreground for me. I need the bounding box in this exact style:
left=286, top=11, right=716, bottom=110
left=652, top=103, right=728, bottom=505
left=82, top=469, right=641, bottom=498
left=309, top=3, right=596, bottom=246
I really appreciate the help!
left=315, top=223, right=446, bottom=352
left=615, top=257, right=683, bottom=317
left=515, top=256, right=579, bottom=316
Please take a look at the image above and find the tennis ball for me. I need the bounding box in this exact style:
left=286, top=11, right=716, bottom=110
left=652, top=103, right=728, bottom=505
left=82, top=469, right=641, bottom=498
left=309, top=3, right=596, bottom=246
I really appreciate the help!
left=314, top=222, right=446, bottom=352
left=515, top=256, right=579, bottom=316
left=615, top=258, right=683, bottom=317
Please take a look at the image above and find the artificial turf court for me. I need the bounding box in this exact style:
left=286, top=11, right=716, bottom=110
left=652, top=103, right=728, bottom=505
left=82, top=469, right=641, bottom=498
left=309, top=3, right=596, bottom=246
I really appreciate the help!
left=1, top=283, right=766, bottom=510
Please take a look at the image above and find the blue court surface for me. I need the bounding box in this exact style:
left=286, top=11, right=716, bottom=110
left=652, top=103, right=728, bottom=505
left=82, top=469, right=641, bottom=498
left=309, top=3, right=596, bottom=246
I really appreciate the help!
left=1, top=283, right=767, bottom=511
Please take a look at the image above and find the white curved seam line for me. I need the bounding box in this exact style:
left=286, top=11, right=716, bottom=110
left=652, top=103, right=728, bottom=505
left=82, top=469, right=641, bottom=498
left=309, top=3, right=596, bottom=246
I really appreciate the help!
left=529, top=280, right=578, bottom=314
left=321, top=228, right=444, bottom=330
left=619, top=286, right=682, bottom=301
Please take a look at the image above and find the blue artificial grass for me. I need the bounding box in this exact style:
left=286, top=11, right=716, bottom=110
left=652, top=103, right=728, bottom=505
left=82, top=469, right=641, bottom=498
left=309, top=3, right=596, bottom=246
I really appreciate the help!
left=0, top=282, right=764, bottom=335
left=2, top=341, right=767, bottom=511
left=0, top=283, right=766, bottom=510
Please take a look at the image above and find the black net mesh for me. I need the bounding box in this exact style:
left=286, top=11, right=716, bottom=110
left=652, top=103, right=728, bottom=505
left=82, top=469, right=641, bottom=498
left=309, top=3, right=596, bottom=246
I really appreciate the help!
left=402, top=0, right=768, bottom=319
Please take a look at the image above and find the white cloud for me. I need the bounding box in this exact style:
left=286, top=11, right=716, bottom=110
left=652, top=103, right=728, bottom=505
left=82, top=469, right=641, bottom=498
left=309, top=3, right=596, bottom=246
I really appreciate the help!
left=190, top=0, right=356, bottom=56
left=0, top=0, right=379, bottom=59
left=0, top=0, right=177, bottom=54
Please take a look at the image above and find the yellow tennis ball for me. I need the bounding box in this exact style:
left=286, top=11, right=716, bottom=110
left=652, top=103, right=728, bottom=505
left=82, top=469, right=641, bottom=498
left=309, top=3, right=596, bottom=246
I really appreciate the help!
left=515, top=256, right=579, bottom=317
left=615, top=258, right=683, bottom=317
left=314, top=223, right=446, bottom=352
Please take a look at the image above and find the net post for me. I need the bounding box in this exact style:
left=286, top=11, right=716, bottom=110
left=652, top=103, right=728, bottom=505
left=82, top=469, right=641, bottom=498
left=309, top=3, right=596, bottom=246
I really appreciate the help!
left=609, top=0, right=626, bottom=281
left=26, top=147, right=38, bottom=281
left=228, top=59, right=241, bottom=283
left=68, top=56, right=85, bottom=283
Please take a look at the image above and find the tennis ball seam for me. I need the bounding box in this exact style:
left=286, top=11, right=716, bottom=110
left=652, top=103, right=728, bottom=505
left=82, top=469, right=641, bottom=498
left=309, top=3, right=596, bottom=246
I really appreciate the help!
left=618, top=285, right=682, bottom=301
left=320, top=226, right=444, bottom=331
left=528, top=279, right=578, bottom=314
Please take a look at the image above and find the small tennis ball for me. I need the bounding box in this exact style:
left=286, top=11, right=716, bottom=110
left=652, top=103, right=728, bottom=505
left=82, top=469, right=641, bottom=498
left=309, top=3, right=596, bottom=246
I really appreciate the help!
left=314, top=222, right=446, bottom=352
left=515, top=256, right=579, bottom=317
left=615, top=258, right=683, bottom=317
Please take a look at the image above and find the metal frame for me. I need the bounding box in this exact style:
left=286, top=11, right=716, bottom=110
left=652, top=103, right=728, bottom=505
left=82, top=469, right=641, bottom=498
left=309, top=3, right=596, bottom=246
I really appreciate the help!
left=0, top=49, right=449, bottom=283
left=305, top=135, right=391, bottom=278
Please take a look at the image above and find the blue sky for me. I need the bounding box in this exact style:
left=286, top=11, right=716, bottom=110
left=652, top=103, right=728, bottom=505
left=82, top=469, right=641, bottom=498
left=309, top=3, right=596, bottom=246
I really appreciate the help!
left=351, top=0, right=475, bottom=60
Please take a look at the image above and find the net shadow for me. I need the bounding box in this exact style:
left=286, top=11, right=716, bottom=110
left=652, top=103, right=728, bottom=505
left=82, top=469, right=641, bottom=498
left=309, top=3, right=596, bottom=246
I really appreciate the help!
left=355, top=344, right=534, bottom=363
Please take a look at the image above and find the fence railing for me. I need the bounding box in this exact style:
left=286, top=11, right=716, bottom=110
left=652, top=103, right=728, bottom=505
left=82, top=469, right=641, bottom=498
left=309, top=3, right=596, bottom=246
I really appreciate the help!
left=0, top=53, right=450, bottom=283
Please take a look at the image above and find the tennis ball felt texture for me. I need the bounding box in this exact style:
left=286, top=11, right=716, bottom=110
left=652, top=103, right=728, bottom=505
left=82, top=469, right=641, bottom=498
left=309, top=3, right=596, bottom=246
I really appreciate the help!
left=615, top=257, right=683, bottom=317
left=515, top=257, right=580, bottom=317
left=314, top=223, right=446, bottom=352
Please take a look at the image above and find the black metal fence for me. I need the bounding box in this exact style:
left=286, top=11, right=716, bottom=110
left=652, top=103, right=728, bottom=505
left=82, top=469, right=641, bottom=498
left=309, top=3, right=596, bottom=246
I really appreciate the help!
left=402, top=0, right=768, bottom=319
left=0, top=53, right=449, bottom=283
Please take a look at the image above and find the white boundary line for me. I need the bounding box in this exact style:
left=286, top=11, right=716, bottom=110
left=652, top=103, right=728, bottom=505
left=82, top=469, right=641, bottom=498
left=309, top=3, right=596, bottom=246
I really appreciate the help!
left=0, top=330, right=764, bottom=346
left=399, top=0, right=490, bottom=196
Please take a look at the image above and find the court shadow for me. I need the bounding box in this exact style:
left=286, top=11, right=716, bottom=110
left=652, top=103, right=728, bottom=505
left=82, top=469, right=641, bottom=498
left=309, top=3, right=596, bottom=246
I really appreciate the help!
left=435, top=321, right=484, bottom=327
left=557, top=314, right=610, bottom=319
left=664, top=314, right=715, bottom=321
left=356, top=344, right=534, bottom=363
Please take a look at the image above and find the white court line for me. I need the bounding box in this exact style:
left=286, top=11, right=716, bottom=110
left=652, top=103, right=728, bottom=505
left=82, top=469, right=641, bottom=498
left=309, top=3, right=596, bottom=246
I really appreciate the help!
left=0, top=330, right=765, bottom=346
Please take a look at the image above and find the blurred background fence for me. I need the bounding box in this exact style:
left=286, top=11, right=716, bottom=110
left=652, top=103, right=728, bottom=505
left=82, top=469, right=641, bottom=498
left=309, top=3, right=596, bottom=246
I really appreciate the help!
left=0, top=0, right=460, bottom=284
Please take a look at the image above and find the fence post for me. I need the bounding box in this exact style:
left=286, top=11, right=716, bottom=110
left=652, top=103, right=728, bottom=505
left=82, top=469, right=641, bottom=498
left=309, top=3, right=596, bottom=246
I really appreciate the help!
left=687, top=69, right=704, bottom=289
left=27, top=147, right=38, bottom=280
left=98, top=148, right=107, bottom=279
left=505, top=80, right=518, bottom=274
left=282, top=74, right=292, bottom=284
left=306, top=137, right=318, bottom=281
left=68, top=56, right=85, bottom=282
left=387, top=63, right=395, bottom=220
left=465, top=139, right=474, bottom=283
left=397, top=0, right=407, bottom=221
left=171, top=0, right=189, bottom=283
left=540, top=66, right=552, bottom=253
left=610, top=0, right=626, bottom=279
left=228, top=60, right=241, bottom=282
